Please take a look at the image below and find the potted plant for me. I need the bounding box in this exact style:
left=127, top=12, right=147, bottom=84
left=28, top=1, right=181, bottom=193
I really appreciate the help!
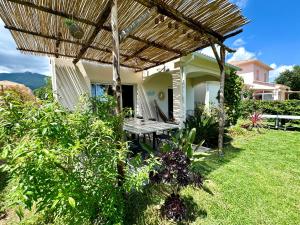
left=64, top=19, right=84, bottom=39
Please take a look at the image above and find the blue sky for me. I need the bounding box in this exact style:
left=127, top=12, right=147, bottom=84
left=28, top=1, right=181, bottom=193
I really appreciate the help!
left=0, top=0, right=299, bottom=80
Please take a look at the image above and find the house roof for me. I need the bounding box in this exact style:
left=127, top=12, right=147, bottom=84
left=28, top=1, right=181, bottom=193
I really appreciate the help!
left=0, top=0, right=248, bottom=71
left=192, top=52, right=241, bottom=71
left=230, top=59, right=274, bottom=71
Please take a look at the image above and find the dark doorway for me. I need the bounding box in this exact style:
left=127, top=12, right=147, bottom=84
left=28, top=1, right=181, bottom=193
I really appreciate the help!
left=122, top=85, right=134, bottom=110
left=168, top=89, right=174, bottom=120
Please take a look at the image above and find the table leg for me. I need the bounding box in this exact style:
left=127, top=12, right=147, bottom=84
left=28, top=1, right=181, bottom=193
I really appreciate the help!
left=275, top=118, right=279, bottom=129
left=152, top=132, right=157, bottom=149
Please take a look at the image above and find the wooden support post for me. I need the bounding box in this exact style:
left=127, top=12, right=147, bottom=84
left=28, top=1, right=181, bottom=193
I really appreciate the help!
left=209, top=42, right=226, bottom=155
left=218, top=46, right=226, bottom=154
left=111, top=0, right=125, bottom=186
left=111, top=0, right=122, bottom=115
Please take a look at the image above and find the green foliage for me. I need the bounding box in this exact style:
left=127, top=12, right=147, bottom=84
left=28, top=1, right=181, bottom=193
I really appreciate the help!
left=224, top=69, right=244, bottom=125
left=0, top=90, right=128, bottom=224
left=276, top=65, right=300, bottom=99
left=242, top=99, right=300, bottom=117
left=185, top=108, right=219, bottom=148
left=33, top=77, right=54, bottom=101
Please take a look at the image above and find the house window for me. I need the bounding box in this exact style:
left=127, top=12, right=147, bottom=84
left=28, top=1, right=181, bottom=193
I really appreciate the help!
left=91, top=83, right=113, bottom=99
left=91, top=83, right=135, bottom=111
left=255, top=70, right=260, bottom=81
left=264, top=73, right=268, bottom=82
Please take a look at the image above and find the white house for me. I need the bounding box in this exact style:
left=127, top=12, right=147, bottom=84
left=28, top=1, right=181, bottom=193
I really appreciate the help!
left=51, top=52, right=239, bottom=124
left=230, top=60, right=291, bottom=100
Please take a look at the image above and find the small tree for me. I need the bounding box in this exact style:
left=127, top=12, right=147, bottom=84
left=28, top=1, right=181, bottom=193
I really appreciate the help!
left=276, top=65, right=300, bottom=99
left=224, top=69, right=244, bottom=126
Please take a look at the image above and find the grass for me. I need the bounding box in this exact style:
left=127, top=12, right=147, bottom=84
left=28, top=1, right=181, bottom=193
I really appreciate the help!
left=126, top=129, right=300, bottom=225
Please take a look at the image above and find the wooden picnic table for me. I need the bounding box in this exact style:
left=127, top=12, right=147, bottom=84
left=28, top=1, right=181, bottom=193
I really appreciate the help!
left=123, top=118, right=180, bottom=149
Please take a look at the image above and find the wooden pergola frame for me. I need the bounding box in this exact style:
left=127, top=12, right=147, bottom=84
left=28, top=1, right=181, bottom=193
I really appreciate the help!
left=0, top=0, right=248, bottom=155
left=0, top=0, right=249, bottom=185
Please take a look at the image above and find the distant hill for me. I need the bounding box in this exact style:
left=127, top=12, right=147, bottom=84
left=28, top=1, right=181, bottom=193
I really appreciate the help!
left=0, top=72, right=48, bottom=90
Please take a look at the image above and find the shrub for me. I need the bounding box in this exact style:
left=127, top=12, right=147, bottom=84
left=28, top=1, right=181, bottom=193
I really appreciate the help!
left=33, top=77, right=54, bottom=101
left=242, top=100, right=300, bottom=117
left=0, top=91, right=127, bottom=224
left=185, top=108, right=219, bottom=148
left=149, top=149, right=203, bottom=222
left=224, top=69, right=244, bottom=126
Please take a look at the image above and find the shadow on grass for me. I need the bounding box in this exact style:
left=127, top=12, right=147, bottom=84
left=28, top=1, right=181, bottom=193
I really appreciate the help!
left=192, top=141, right=244, bottom=178
left=183, top=196, right=207, bottom=222
left=124, top=185, right=207, bottom=225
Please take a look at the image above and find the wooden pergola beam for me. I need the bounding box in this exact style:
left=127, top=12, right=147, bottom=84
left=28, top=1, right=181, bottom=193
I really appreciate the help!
left=127, top=33, right=183, bottom=55
left=73, top=0, right=113, bottom=64
left=124, top=45, right=149, bottom=62
left=133, top=0, right=236, bottom=53
left=136, top=43, right=211, bottom=72
left=222, top=29, right=243, bottom=40
left=102, top=25, right=183, bottom=55
left=133, top=0, right=223, bottom=39
left=5, top=25, right=158, bottom=65
left=5, top=0, right=183, bottom=56
left=17, top=48, right=143, bottom=70
left=119, top=6, right=157, bottom=43
left=55, top=32, right=62, bottom=58
left=5, top=0, right=95, bottom=26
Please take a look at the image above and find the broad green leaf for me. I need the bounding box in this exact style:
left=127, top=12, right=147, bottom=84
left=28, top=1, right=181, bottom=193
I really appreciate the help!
left=68, top=197, right=76, bottom=208
left=1, top=148, right=8, bottom=159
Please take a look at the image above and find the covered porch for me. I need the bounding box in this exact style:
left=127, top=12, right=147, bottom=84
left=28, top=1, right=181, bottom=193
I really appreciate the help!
left=0, top=0, right=248, bottom=151
left=140, top=52, right=240, bottom=124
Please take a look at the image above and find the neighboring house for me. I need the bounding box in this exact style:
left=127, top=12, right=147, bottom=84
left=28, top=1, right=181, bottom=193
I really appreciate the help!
left=51, top=52, right=238, bottom=125
left=230, top=60, right=290, bottom=101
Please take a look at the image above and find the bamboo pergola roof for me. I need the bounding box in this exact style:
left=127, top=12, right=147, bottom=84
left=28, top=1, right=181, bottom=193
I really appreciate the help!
left=0, top=0, right=248, bottom=71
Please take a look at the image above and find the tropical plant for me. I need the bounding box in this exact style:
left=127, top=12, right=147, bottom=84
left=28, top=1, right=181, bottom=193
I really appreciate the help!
left=241, top=112, right=264, bottom=132
left=185, top=108, right=219, bottom=148
left=149, top=149, right=203, bottom=222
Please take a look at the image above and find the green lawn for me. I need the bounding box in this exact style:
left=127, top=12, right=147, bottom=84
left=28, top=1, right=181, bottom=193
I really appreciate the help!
left=126, top=130, right=300, bottom=225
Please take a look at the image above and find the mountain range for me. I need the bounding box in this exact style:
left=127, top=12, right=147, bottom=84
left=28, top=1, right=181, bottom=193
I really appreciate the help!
left=0, top=72, right=48, bottom=90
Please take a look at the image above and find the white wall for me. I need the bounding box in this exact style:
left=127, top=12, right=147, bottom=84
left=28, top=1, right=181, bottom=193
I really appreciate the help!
left=52, top=58, right=143, bottom=111
left=207, top=81, right=220, bottom=106
left=194, top=82, right=206, bottom=106
left=239, top=72, right=254, bottom=85
left=142, top=72, right=172, bottom=119
left=193, top=81, right=220, bottom=109
left=186, top=78, right=195, bottom=111
left=51, top=59, right=91, bottom=110
left=82, top=61, right=143, bottom=84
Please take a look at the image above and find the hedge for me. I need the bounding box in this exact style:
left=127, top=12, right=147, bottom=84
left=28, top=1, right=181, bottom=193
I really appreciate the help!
left=241, top=100, right=300, bottom=117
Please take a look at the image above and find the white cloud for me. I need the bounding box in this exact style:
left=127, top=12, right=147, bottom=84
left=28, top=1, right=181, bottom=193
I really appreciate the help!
left=227, top=47, right=256, bottom=62
left=0, top=19, right=50, bottom=75
left=0, top=65, right=12, bottom=73
left=269, top=63, right=294, bottom=81
left=231, top=0, right=248, bottom=8
left=199, top=45, right=220, bottom=59
left=233, top=38, right=246, bottom=47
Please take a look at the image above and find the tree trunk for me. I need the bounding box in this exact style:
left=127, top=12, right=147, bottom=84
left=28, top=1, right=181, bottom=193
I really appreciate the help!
left=111, top=0, right=122, bottom=114
left=218, top=46, right=226, bottom=154
left=111, top=0, right=125, bottom=186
